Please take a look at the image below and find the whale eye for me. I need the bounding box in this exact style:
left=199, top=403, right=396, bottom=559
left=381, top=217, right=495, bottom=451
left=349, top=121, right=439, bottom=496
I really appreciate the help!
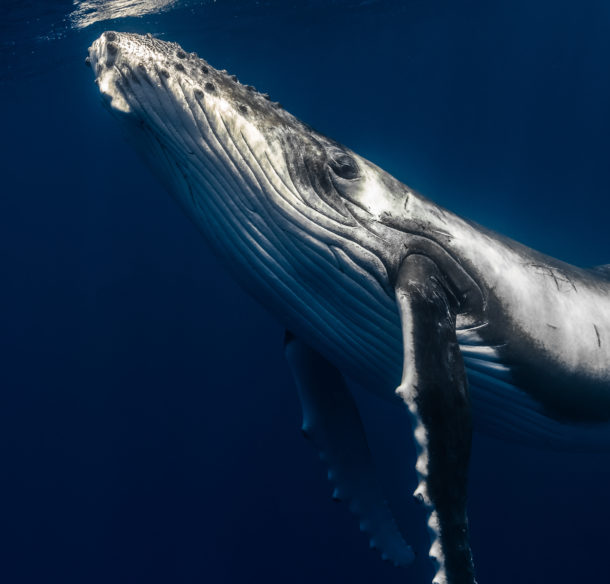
left=328, top=152, right=359, bottom=180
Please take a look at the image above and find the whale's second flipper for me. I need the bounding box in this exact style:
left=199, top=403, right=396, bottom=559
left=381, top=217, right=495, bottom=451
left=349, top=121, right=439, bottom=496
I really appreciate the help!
left=284, top=332, right=415, bottom=567
left=394, top=254, right=476, bottom=584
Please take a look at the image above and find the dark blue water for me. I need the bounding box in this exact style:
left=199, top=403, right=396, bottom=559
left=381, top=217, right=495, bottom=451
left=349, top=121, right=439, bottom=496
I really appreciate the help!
left=2, top=2, right=610, bottom=583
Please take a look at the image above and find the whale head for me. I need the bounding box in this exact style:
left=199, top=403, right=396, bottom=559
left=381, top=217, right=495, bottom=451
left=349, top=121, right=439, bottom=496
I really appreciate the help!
left=87, top=31, right=417, bottom=385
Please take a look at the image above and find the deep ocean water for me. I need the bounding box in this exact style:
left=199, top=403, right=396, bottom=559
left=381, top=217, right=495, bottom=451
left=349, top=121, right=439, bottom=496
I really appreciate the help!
left=1, top=1, right=610, bottom=583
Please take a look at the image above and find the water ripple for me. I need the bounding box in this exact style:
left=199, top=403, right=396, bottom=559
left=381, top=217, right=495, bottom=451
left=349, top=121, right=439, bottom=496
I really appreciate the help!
left=70, top=0, right=180, bottom=30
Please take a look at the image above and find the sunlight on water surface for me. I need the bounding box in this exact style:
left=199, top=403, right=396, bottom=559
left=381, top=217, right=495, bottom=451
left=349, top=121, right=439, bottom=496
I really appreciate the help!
left=70, top=0, right=180, bottom=29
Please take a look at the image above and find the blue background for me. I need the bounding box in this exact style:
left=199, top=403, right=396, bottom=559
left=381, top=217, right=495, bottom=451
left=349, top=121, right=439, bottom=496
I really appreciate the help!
left=1, top=1, right=610, bottom=583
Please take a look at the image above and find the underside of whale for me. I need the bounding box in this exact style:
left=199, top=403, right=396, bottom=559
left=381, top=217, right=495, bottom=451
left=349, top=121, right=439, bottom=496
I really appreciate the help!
left=285, top=279, right=610, bottom=584
left=286, top=253, right=478, bottom=584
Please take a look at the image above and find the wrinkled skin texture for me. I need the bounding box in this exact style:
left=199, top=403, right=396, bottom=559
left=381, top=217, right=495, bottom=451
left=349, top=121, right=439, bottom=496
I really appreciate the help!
left=88, top=31, right=610, bottom=584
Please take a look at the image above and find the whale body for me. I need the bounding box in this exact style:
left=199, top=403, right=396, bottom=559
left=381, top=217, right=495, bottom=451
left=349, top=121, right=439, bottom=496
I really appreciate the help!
left=88, top=32, right=610, bottom=584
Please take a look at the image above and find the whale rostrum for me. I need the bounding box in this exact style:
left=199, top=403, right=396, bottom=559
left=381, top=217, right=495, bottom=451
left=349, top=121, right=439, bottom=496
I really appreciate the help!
left=88, top=31, right=610, bottom=584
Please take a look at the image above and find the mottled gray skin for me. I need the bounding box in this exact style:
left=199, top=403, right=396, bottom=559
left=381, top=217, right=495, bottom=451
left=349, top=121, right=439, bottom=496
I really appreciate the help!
left=88, top=31, right=610, bottom=584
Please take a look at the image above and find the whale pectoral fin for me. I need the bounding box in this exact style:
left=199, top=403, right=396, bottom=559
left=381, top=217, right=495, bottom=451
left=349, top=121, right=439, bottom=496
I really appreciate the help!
left=284, top=332, right=415, bottom=567
left=394, top=254, right=476, bottom=584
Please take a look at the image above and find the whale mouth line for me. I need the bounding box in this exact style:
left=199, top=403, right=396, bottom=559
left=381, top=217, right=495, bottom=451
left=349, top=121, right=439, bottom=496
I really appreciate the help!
left=87, top=31, right=404, bottom=396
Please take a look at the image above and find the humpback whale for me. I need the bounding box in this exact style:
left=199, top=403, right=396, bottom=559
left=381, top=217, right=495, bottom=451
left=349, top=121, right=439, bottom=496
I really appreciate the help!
left=87, top=32, right=610, bottom=584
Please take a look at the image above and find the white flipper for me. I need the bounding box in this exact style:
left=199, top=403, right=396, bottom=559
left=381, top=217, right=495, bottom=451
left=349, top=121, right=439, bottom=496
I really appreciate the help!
left=284, top=332, right=414, bottom=567
left=394, top=254, right=476, bottom=584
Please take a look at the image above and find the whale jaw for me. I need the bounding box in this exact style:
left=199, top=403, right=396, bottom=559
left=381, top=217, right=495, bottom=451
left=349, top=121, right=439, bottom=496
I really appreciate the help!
left=87, top=31, right=406, bottom=393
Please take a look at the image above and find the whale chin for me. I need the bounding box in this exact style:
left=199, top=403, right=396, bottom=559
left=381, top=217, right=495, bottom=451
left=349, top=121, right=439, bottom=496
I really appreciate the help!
left=87, top=31, right=405, bottom=396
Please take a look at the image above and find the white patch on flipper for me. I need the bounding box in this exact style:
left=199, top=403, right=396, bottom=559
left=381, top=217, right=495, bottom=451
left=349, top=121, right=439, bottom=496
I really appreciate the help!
left=427, top=512, right=447, bottom=584
left=397, top=381, right=450, bottom=577
left=395, top=285, right=450, bottom=576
